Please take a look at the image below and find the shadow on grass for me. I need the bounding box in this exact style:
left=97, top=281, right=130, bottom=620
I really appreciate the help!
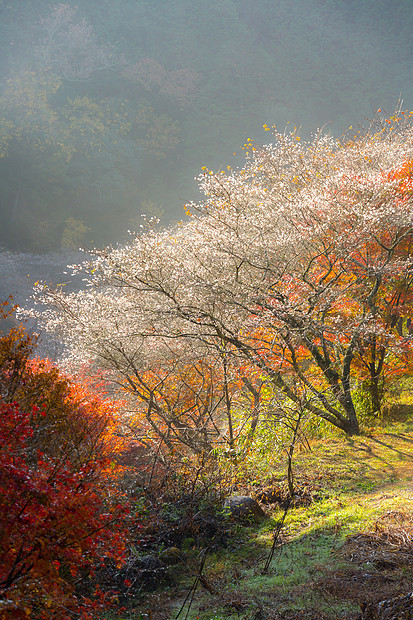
left=368, top=436, right=413, bottom=460
left=384, top=432, right=413, bottom=444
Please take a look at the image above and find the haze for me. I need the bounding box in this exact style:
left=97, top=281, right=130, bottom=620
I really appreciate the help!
left=0, top=0, right=412, bottom=253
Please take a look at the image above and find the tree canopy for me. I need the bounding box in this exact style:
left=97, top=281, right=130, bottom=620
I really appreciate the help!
left=31, top=112, right=413, bottom=440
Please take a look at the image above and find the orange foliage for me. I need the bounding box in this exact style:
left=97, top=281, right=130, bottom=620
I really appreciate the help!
left=126, top=352, right=264, bottom=458
left=387, top=159, right=413, bottom=200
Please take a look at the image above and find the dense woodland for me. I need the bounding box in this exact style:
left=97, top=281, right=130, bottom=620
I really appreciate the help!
left=0, top=0, right=412, bottom=251
left=1, top=2, right=413, bottom=619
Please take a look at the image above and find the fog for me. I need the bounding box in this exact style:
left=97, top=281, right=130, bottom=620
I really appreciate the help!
left=0, top=0, right=412, bottom=333
left=0, top=249, right=86, bottom=351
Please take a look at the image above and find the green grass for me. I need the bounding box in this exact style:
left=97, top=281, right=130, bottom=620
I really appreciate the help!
left=111, top=418, right=413, bottom=619
left=175, top=421, right=413, bottom=619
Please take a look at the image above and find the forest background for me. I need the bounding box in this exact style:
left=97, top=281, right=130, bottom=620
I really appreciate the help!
left=0, top=0, right=412, bottom=256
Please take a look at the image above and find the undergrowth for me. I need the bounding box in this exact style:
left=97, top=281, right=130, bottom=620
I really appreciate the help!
left=107, top=416, right=413, bottom=620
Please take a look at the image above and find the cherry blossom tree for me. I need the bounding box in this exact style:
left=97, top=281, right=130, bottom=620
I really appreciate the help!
left=32, top=112, right=413, bottom=436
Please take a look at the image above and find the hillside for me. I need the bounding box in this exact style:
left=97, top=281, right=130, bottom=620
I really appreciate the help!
left=19, top=113, right=413, bottom=619
left=127, top=415, right=413, bottom=619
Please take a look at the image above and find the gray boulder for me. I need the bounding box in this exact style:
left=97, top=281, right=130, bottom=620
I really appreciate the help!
left=224, top=495, right=266, bottom=521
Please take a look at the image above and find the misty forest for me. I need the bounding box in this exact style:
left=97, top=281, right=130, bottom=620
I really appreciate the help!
left=1, top=1, right=413, bottom=619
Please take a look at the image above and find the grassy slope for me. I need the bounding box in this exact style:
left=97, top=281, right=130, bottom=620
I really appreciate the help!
left=133, top=419, right=413, bottom=619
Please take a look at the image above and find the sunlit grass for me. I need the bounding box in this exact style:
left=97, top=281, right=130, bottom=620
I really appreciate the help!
left=175, top=419, right=413, bottom=619
left=112, top=414, right=413, bottom=619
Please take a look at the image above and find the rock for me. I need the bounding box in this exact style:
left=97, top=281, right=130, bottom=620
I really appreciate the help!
left=159, top=547, right=183, bottom=564
left=138, top=554, right=164, bottom=572
left=224, top=495, right=266, bottom=521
